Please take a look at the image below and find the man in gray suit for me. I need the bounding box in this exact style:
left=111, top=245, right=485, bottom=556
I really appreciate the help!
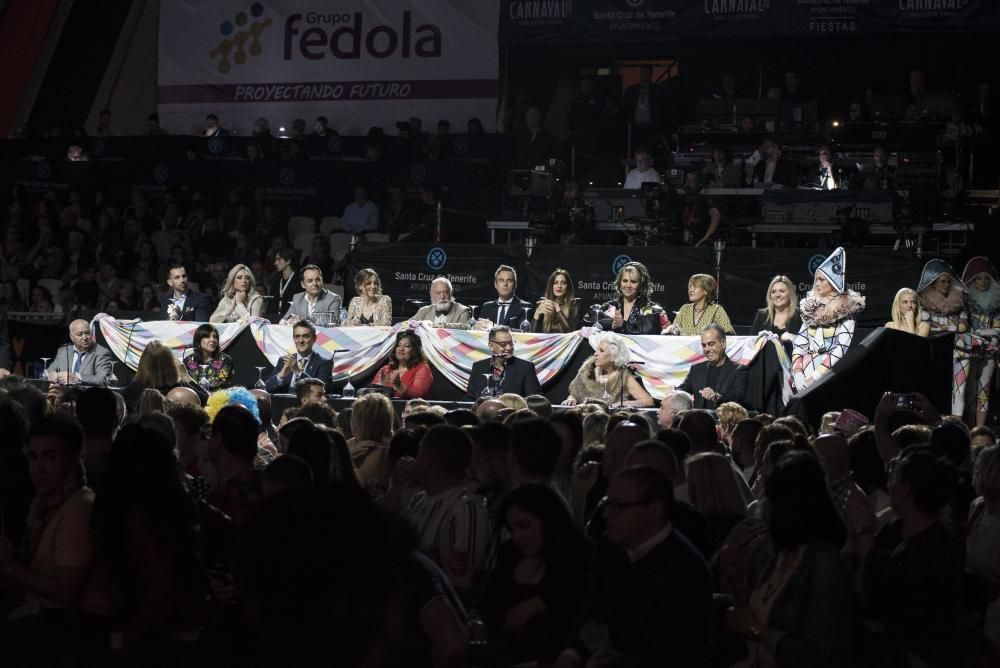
left=411, top=277, right=471, bottom=329
left=280, top=264, right=343, bottom=326
left=46, top=319, right=115, bottom=385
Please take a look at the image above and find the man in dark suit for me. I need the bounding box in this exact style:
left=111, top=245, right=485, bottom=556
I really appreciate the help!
left=465, top=326, right=540, bottom=400
left=475, top=265, right=532, bottom=330
left=751, top=139, right=800, bottom=189
left=677, top=323, right=748, bottom=409
left=160, top=263, right=212, bottom=321
left=554, top=466, right=712, bottom=668
left=265, top=320, right=333, bottom=393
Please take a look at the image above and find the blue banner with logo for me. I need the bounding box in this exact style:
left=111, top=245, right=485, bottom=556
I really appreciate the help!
left=499, top=0, right=1000, bottom=43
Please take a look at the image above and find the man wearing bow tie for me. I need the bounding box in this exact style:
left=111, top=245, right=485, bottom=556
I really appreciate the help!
left=265, top=320, right=333, bottom=393
left=474, top=265, right=532, bottom=331
left=45, top=319, right=115, bottom=384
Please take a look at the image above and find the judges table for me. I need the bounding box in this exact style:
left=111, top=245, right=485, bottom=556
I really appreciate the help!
left=88, top=317, right=789, bottom=410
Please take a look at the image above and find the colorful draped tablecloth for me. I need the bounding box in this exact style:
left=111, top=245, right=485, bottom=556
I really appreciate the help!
left=95, top=316, right=789, bottom=400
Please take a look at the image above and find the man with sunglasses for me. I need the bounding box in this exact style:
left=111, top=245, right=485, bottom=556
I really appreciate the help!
left=465, top=326, right=540, bottom=400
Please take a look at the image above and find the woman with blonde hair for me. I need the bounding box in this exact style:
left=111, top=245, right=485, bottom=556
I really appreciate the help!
left=533, top=268, right=581, bottom=333
left=665, top=273, right=735, bottom=336
left=717, top=402, right=749, bottom=446
left=345, top=268, right=392, bottom=326
left=210, top=263, right=264, bottom=322
left=597, top=261, right=669, bottom=335
left=347, top=393, right=396, bottom=493
left=497, top=393, right=528, bottom=412
left=751, top=275, right=801, bottom=345
left=686, top=451, right=747, bottom=556
left=885, top=287, right=920, bottom=334
left=565, top=332, right=653, bottom=408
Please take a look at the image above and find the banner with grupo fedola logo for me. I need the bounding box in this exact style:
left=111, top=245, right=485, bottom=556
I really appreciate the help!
left=158, top=1, right=498, bottom=135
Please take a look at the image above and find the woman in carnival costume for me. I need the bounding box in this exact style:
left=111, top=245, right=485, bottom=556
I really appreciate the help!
left=962, top=256, right=1000, bottom=427
left=791, top=247, right=866, bottom=391
left=916, top=258, right=975, bottom=417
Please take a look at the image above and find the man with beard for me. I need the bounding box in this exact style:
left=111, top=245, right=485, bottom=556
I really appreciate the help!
left=679, top=173, right=721, bottom=247
left=411, top=277, right=471, bottom=329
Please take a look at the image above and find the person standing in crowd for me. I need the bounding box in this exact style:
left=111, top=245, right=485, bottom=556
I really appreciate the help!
left=533, top=268, right=581, bottom=333
left=210, top=264, right=264, bottom=323
left=160, top=263, right=211, bottom=321
left=265, top=320, right=332, bottom=393
left=342, top=185, right=379, bottom=235
left=373, top=329, right=433, bottom=399
left=279, top=264, right=342, bottom=325
left=476, top=265, right=532, bottom=330
left=402, top=425, right=493, bottom=596
left=916, top=259, right=977, bottom=417
left=183, top=324, right=234, bottom=391
left=792, top=247, right=865, bottom=391
left=345, top=268, right=392, bottom=327
left=666, top=273, right=735, bottom=336
left=268, top=248, right=299, bottom=316
left=45, top=319, right=114, bottom=385
left=678, top=323, right=749, bottom=409
left=411, top=276, right=471, bottom=329
left=726, top=451, right=852, bottom=668
left=466, top=326, right=540, bottom=400
left=565, top=332, right=653, bottom=408
left=885, top=287, right=921, bottom=334
left=751, top=275, right=802, bottom=348
left=962, top=257, right=1000, bottom=428
left=477, top=483, right=592, bottom=665
left=598, top=261, right=669, bottom=335
left=0, top=415, right=112, bottom=662
left=554, top=466, right=712, bottom=668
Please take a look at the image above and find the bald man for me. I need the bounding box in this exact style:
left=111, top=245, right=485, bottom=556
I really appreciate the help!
left=46, top=319, right=115, bottom=384
left=166, top=386, right=202, bottom=406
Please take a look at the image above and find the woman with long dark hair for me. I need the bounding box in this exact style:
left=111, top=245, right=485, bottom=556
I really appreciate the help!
left=477, top=483, right=592, bottom=664
left=91, top=424, right=209, bottom=657
left=532, top=268, right=581, bottom=333
left=726, top=451, right=851, bottom=668
left=184, top=323, right=234, bottom=391
left=373, top=329, right=433, bottom=399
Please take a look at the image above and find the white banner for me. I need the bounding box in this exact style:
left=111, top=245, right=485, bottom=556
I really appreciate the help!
left=157, top=0, right=499, bottom=135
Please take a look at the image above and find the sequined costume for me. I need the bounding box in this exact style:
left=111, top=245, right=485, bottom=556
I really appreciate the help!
left=918, top=260, right=976, bottom=417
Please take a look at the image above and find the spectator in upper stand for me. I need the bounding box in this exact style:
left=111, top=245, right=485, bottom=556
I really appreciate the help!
left=342, top=185, right=379, bottom=235
left=203, top=113, right=228, bottom=137
left=713, top=72, right=739, bottom=102
left=268, top=247, right=299, bottom=316
left=311, top=116, right=337, bottom=138
left=467, top=117, right=485, bottom=134
left=402, top=425, right=492, bottom=595
left=252, top=117, right=272, bottom=138
left=0, top=414, right=113, bottom=659
left=300, top=235, right=334, bottom=279
left=784, top=70, right=806, bottom=103
left=160, top=262, right=212, bottom=321
left=513, top=106, right=560, bottom=170
left=677, top=173, right=722, bottom=247
left=145, top=113, right=167, bottom=135
left=701, top=144, right=744, bottom=188
left=621, top=65, right=663, bottom=140
left=476, top=264, right=532, bottom=330
left=93, top=108, right=119, bottom=137
left=567, top=78, right=604, bottom=155
left=554, top=466, right=712, bottom=668
left=204, top=404, right=261, bottom=524
left=623, top=146, right=661, bottom=190
left=752, top=139, right=800, bottom=189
